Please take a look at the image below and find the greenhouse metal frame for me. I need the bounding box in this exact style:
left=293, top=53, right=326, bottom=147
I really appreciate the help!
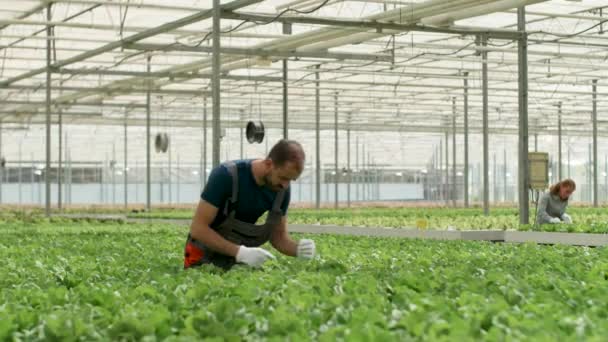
left=0, top=0, right=607, bottom=220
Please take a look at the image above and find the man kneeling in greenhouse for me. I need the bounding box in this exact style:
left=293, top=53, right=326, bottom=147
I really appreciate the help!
left=184, top=139, right=315, bottom=270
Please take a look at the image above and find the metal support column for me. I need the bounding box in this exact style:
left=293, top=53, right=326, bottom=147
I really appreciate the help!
left=168, top=146, right=172, bottom=204
left=135, top=160, right=139, bottom=204
left=67, top=148, right=71, bottom=205
left=240, top=112, right=244, bottom=159
left=160, top=162, right=164, bottom=203
left=592, top=79, right=598, bottom=207
left=355, top=136, right=359, bottom=202
left=364, top=144, right=368, bottom=202
left=111, top=143, right=118, bottom=205
left=439, top=137, right=443, bottom=202
left=334, top=92, right=339, bottom=209
left=362, top=148, right=365, bottom=202
left=373, top=159, right=378, bottom=201
left=104, top=154, right=108, bottom=204
left=212, top=0, right=221, bottom=168
left=347, top=128, right=351, bottom=208
left=45, top=3, right=52, bottom=216
left=282, top=23, right=291, bottom=139
left=534, top=133, right=538, bottom=152
left=58, top=108, right=62, bottom=210
left=493, top=154, right=497, bottom=203
left=368, top=151, right=372, bottom=201
left=445, top=130, right=449, bottom=206
left=452, top=97, right=457, bottom=207
left=0, top=121, right=2, bottom=204
left=325, top=170, right=329, bottom=203
left=370, top=159, right=374, bottom=201
left=315, top=65, right=321, bottom=209
left=503, top=149, right=508, bottom=202
left=481, top=33, right=490, bottom=216
left=592, top=80, right=599, bottom=208
left=203, top=96, right=208, bottom=187
left=145, top=55, right=151, bottom=211
left=478, top=162, right=483, bottom=202
left=37, top=155, right=42, bottom=205
left=64, top=132, right=68, bottom=206
left=588, top=144, right=592, bottom=202
left=558, top=102, right=562, bottom=181
left=309, top=160, right=313, bottom=205
left=112, top=143, right=116, bottom=205
left=362, top=144, right=366, bottom=201
left=365, top=146, right=368, bottom=201
left=566, top=144, right=571, bottom=178
left=517, top=7, right=530, bottom=223
left=431, top=156, right=435, bottom=200
left=177, top=154, right=180, bottom=204
left=18, top=142, right=22, bottom=205
left=438, top=146, right=442, bottom=202
left=376, top=160, right=380, bottom=201
left=124, top=110, right=128, bottom=209
left=432, top=147, right=437, bottom=201
left=200, top=142, right=204, bottom=186
left=463, top=72, right=469, bottom=208
left=31, top=154, right=35, bottom=204
left=374, top=158, right=378, bottom=201
left=98, top=162, right=103, bottom=204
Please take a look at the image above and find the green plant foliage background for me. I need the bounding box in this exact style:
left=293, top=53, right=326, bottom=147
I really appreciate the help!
left=2, top=220, right=608, bottom=340
left=124, top=207, right=608, bottom=233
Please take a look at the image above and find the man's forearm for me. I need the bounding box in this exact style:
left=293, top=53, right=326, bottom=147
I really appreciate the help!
left=191, top=225, right=240, bottom=257
left=272, top=234, right=298, bottom=257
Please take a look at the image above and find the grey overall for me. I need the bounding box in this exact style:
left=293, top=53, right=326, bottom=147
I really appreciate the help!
left=185, top=161, right=285, bottom=269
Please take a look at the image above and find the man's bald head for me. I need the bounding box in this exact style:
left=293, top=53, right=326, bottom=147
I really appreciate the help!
left=267, top=139, right=305, bottom=171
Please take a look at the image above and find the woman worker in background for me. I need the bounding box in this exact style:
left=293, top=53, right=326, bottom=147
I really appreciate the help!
left=537, top=179, right=576, bottom=225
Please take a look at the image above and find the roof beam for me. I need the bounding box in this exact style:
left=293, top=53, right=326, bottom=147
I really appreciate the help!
left=2, top=84, right=210, bottom=96
left=0, top=0, right=262, bottom=87
left=0, top=2, right=46, bottom=32
left=0, top=4, right=101, bottom=55
left=56, top=68, right=282, bottom=82
left=221, top=10, right=521, bottom=40
left=7, top=116, right=608, bottom=137
left=124, top=43, right=393, bottom=62
left=43, top=0, right=206, bottom=12
left=505, top=9, right=607, bottom=22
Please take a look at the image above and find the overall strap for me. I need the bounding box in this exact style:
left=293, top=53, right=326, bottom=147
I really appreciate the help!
left=271, top=189, right=286, bottom=213
left=187, top=233, right=207, bottom=251
left=223, top=161, right=239, bottom=216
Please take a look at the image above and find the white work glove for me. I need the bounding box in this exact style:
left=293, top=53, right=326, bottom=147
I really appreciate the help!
left=561, top=213, right=573, bottom=224
left=549, top=217, right=562, bottom=224
left=296, top=239, right=316, bottom=259
left=235, top=246, right=275, bottom=267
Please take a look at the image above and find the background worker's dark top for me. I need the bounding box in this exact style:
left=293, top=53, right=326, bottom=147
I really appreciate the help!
left=201, top=159, right=291, bottom=229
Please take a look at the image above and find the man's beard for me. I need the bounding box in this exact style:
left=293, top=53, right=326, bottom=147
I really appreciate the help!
left=263, top=173, right=282, bottom=191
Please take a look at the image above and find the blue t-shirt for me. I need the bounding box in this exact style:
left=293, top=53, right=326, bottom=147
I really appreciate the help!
left=201, top=159, right=291, bottom=229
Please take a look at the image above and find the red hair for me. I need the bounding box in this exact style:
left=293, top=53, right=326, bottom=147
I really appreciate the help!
left=550, top=179, right=576, bottom=199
